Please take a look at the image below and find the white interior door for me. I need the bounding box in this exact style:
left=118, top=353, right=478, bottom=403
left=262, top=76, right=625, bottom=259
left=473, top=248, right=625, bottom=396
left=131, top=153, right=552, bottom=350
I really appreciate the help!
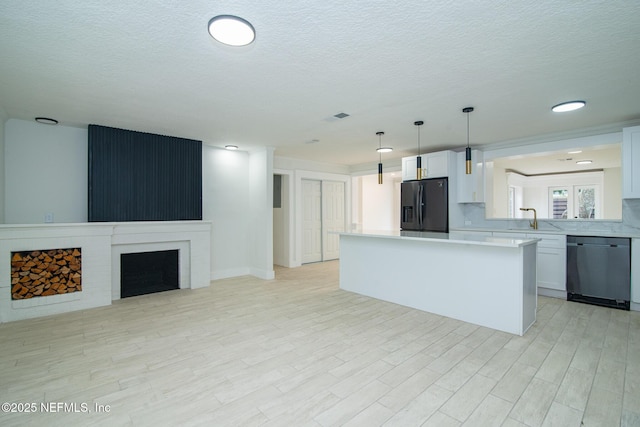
left=322, top=181, right=345, bottom=261
left=302, top=179, right=322, bottom=263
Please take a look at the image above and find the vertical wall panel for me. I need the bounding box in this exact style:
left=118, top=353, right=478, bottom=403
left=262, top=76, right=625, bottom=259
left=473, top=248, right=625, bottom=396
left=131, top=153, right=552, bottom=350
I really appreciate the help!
left=88, top=125, right=202, bottom=222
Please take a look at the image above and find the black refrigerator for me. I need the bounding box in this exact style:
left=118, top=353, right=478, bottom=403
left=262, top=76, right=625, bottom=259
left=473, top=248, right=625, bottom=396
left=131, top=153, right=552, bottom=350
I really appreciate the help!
left=400, top=178, right=448, bottom=232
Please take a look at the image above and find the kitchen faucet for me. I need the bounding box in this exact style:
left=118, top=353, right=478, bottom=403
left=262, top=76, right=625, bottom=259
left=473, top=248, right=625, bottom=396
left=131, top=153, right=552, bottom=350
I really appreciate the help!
left=520, top=208, right=538, bottom=230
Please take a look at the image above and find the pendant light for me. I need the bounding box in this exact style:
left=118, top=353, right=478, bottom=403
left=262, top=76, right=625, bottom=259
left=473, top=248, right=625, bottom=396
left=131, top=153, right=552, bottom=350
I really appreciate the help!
left=376, top=131, right=385, bottom=184
left=463, top=107, right=474, bottom=174
left=414, top=121, right=424, bottom=180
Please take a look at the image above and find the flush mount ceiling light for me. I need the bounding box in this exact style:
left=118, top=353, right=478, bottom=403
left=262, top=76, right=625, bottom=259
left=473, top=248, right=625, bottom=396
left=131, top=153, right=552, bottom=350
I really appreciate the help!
left=35, top=117, right=58, bottom=125
left=225, top=145, right=238, bottom=150
left=576, top=159, right=593, bottom=165
left=208, top=15, right=255, bottom=47
left=551, top=100, right=586, bottom=113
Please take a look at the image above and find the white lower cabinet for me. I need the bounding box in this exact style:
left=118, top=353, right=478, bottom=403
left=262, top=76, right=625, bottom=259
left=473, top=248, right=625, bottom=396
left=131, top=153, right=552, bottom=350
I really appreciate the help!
left=492, top=231, right=566, bottom=297
left=535, top=235, right=566, bottom=296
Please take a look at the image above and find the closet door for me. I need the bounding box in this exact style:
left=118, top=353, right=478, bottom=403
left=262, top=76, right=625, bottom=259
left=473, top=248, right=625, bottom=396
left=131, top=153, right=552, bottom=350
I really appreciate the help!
left=302, top=179, right=322, bottom=263
left=322, top=181, right=345, bottom=261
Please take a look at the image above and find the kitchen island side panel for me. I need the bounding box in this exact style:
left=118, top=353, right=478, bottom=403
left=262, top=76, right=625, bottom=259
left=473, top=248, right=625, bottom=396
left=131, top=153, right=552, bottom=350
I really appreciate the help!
left=339, top=234, right=536, bottom=335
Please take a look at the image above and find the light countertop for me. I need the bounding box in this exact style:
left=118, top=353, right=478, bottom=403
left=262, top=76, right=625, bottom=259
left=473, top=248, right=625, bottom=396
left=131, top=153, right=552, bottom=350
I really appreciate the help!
left=338, top=230, right=539, bottom=248
left=450, top=227, right=640, bottom=238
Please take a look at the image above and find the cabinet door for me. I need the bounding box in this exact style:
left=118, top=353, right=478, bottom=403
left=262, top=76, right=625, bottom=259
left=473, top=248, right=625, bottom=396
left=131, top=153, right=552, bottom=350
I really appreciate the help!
left=425, top=151, right=449, bottom=178
left=528, top=233, right=566, bottom=292
left=537, top=247, right=566, bottom=291
left=402, top=156, right=419, bottom=181
left=623, top=126, right=640, bottom=199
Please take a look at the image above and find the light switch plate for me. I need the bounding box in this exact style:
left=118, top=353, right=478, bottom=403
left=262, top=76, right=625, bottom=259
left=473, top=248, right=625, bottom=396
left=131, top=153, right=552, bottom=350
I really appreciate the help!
left=44, top=212, right=54, bottom=223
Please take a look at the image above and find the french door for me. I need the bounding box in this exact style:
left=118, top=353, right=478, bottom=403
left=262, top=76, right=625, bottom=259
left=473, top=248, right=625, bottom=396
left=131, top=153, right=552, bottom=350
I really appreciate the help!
left=549, top=185, right=600, bottom=219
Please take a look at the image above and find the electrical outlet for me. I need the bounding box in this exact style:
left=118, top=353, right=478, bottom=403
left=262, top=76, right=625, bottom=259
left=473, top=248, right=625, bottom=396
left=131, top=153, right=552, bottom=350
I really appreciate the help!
left=44, top=212, right=54, bottom=223
left=465, top=220, right=472, bottom=226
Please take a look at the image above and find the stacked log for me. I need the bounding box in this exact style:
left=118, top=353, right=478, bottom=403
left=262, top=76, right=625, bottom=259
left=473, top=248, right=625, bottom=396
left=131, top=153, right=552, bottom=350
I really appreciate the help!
left=11, top=248, right=82, bottom=300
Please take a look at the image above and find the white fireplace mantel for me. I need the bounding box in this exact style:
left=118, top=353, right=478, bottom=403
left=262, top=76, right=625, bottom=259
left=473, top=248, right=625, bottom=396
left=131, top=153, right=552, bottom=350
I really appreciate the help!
left=0, top=221, right=211, bottom=323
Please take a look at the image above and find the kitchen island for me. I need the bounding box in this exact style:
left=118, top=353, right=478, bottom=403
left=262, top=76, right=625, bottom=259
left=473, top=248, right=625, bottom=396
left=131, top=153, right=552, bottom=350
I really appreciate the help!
left=338, top=230, right=538, bottom=335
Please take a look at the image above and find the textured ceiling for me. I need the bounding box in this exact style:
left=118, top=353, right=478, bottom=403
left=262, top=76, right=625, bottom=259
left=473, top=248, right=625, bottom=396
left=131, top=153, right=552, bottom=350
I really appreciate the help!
left=1, top=1, right=639, bottom=166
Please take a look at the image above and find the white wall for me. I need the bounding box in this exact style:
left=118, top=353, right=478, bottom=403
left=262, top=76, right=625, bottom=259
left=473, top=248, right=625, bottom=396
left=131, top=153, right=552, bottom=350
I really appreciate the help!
left=359, top=173, right=400, bottom=231
left=275, top=156, right=350, bottom=175
left=4, top=119, right=87, bottom=223
left=4, top=119, right=273, bottom=282
left=603, top=167, right=622, bottom=219
left=0, top=110, right=7, bottom=223
left=202, top=145, right=252, bottom=279
left=248, top=147, right=275, bottom=279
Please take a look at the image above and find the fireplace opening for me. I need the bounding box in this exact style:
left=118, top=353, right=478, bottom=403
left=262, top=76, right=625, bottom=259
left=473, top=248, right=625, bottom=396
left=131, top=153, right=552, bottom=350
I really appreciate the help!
left=120, top=250, right=179, bottom=298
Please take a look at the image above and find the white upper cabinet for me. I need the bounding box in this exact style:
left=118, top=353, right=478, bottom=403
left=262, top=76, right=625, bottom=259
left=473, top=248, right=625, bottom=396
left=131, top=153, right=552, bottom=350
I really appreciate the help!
left=623, top=126, right=640, bottom=199
left=456, top=149, right=484, bottom=203
left=401, top=151, right=452, bottom=181
left=401, top=156, right=419, bottom=181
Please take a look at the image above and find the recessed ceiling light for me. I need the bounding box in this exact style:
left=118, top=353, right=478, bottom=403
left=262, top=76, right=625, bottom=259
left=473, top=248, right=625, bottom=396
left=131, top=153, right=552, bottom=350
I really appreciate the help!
left=376, top=147, right=393, bottom=153
left=208, top=15, right=255, bottom=47
left=576, top=160, right=593, bottom=165
left=225, top=145, right=238, bottom=150
left=551, top=101, right=586, bottom=113
left=35, top=117, right=58, bottom=125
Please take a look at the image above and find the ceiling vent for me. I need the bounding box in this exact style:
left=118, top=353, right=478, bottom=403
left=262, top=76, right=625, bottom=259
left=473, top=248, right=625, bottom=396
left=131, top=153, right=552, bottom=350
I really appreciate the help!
left=333, top=112, right=350, bottom=119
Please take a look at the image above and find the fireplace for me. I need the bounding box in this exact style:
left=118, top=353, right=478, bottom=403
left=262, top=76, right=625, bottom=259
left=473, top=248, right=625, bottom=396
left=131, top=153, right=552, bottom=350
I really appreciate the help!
left=1, top=221, right=210, bottom=323
left=120, top=250, right=179, bottom=298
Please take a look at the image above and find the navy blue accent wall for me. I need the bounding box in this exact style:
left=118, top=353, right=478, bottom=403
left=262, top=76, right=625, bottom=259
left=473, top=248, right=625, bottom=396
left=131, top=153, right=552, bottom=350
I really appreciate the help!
left=88, top=125, right=202, bottom=222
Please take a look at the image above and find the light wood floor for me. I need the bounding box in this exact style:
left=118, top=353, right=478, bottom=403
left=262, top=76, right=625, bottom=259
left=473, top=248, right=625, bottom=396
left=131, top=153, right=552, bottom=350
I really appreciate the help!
left=1, top=260, right=639, bottom=426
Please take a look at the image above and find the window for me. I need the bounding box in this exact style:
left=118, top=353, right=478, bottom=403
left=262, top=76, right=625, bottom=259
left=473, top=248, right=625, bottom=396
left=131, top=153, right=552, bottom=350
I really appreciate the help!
left=549, top=185, right=600, bottom=219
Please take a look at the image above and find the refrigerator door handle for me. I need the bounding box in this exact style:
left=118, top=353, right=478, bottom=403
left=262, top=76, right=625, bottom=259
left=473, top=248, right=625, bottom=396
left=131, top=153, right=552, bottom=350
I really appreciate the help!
left=417, top=185, right=423, bottom=228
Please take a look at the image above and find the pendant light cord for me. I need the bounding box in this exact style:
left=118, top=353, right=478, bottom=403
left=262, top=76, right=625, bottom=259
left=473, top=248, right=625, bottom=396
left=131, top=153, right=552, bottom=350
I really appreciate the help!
left=466, top=112, right=470, bottom=149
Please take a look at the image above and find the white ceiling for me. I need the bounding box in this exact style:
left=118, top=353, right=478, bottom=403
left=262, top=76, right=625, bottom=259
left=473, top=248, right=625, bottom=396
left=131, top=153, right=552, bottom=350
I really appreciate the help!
left=1, top=1, right=639, bottom=166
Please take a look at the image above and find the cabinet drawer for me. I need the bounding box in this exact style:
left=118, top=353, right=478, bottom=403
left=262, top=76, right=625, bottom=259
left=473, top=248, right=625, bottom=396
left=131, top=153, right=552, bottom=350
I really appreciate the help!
left=529, top=233, right=565, bottom=248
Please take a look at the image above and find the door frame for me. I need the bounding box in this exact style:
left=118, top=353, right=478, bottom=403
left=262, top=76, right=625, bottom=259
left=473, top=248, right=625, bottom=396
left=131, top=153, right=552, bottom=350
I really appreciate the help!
left=291, top=170, right=351, bottom=268
left=273, top=169, right=295, bottom=267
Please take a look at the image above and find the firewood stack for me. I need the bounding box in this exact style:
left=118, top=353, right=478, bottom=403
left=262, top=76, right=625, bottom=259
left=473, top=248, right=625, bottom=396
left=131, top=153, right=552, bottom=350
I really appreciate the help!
left=11, top=248, right=82, bottom=300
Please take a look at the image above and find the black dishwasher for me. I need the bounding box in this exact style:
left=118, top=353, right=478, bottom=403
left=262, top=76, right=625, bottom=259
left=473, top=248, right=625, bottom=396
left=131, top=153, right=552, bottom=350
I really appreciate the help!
left=566, top=235, right=631, bottom=310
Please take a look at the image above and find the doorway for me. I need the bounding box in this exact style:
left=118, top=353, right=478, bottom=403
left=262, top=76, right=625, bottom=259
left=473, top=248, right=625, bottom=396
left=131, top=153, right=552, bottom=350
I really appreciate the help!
left=302, top=179, right=345, bottom=264
left=273, top=173, right=291, bottom=267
